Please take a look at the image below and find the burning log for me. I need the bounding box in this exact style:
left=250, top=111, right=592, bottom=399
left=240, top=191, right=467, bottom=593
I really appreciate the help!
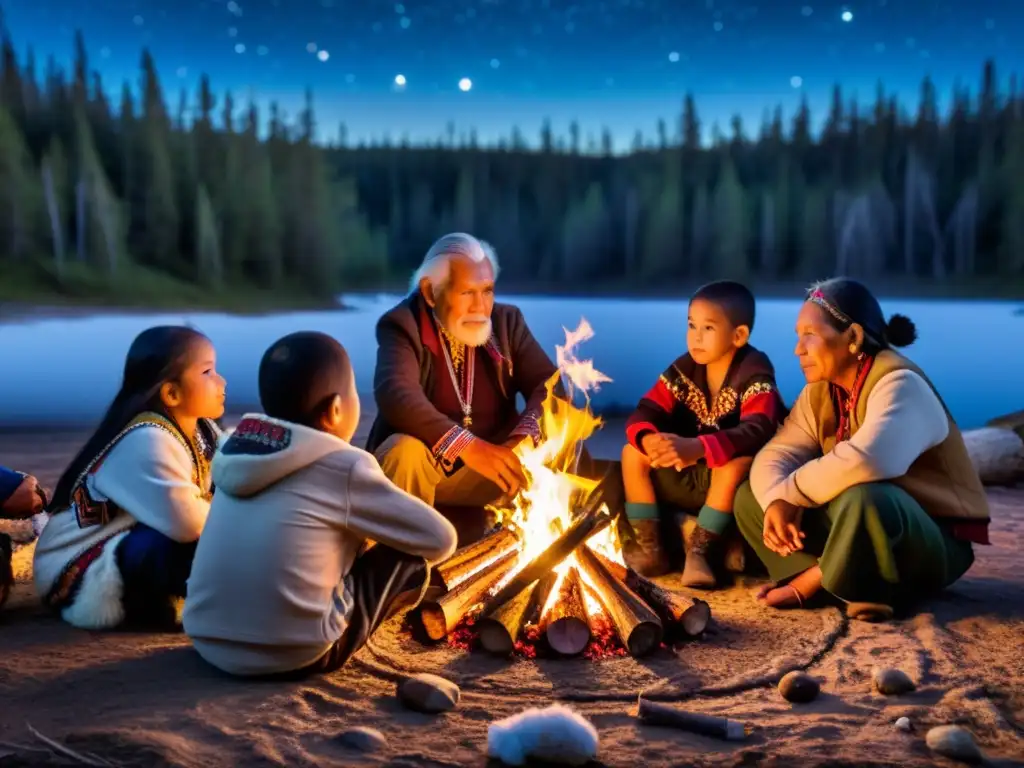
left=575, top=545, right=663, bottom=657
left=477, top=571, right=558, bottom=656
left=593, top=550, right=711, bottom=637
left=419, top=549, right=519, bottom=642
left=435, top=527, right=520, bottom=590
left=480, top=508, right=612, bottom=616
left=541, top=568, right=591, bottom=656
left=519, top=571, right=560, bottom=629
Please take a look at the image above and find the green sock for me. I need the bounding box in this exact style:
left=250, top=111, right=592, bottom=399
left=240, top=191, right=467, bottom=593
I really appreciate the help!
left=625, top=502, right=659, bottom=521
left=696, top=504, right=733, bottom=536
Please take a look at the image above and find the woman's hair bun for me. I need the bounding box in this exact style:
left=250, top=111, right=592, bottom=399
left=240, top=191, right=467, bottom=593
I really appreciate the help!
left=885, top=313, right=917, bottom=348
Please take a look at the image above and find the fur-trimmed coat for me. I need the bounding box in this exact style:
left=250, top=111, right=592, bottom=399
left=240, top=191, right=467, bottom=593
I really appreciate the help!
left=33, top=418, right=215, bottom=629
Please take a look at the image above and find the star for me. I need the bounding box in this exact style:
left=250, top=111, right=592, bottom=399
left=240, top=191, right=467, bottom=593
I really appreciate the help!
left=459, top=78, right=472, bottom=92
left=841, top=10, right=853, bottom=22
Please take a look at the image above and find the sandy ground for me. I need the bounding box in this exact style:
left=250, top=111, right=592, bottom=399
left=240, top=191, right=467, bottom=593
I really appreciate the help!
left=1, top=413, right=1023, bottom=767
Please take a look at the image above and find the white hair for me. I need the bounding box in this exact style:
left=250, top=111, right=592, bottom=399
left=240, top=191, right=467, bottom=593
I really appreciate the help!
left=409, top=232, right=501, bottom=297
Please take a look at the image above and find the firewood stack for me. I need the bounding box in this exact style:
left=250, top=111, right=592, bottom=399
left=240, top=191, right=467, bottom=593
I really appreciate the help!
left=414, top=508, right=711, bottom=658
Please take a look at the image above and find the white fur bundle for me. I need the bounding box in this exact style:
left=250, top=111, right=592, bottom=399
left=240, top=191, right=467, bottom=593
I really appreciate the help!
left=487, top=704, right=598, bottom=766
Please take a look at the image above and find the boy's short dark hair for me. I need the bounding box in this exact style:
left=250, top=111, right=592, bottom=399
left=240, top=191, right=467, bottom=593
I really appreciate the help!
left=690, top=280, right=756, bottom=331
left=258, top=332, right=354, bottom=426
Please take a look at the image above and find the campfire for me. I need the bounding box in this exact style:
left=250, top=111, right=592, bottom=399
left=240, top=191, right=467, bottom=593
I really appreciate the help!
left=413, top=320, right=711, bottom=659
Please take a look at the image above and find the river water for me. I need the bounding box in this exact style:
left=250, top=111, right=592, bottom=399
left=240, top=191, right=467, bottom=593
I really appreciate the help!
left=0, top=294, right=1019, bottom=429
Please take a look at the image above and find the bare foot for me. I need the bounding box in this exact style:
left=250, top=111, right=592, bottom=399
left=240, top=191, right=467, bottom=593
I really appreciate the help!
left=754, top=566, right=824, bottom=610
left=755, top=583, right=804, bottom=608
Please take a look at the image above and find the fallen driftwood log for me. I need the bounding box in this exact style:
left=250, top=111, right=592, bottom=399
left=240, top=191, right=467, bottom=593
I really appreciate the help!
left=987, top=410, right=1024, bottom=434
left=635, top=697, right=747, bottom=741
left=965, top=424, right=1024, bottom=485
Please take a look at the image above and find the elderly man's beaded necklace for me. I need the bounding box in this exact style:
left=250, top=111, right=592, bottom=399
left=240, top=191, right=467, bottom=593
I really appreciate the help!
left=435, top=315, right=475, bottom=428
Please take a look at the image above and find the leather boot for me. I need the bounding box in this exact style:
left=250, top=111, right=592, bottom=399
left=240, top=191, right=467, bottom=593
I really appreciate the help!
left=680, top=526, right=718, bottom=589
left=723, top=535, right=746, bottom=574
left=622, top=519, right=670, bottom=577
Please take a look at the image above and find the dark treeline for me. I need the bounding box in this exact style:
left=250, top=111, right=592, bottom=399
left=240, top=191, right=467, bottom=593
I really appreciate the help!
left=1, top=24, right=1022, bottom=302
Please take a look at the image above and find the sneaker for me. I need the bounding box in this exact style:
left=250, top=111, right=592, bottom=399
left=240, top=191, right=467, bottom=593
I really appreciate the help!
left=622, top=519, right=670, bottom=577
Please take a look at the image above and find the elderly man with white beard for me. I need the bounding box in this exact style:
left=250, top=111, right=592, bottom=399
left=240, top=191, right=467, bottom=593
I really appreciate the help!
left=366, top=233, right=558, bottom=542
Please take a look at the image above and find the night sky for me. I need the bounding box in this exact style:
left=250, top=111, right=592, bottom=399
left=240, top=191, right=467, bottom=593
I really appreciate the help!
left=4, top=1, right=1020, bottom=150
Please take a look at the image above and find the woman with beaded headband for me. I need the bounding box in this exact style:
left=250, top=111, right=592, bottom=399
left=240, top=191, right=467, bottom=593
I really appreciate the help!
left=732, top=278, right=989, bottom=622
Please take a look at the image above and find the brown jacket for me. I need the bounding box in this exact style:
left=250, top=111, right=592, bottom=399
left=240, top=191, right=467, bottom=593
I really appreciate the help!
left=366, top=294, right=557, bottom=466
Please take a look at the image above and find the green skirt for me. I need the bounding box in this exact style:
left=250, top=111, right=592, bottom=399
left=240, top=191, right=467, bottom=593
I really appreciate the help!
left=733, top=481, right=975, bottom=607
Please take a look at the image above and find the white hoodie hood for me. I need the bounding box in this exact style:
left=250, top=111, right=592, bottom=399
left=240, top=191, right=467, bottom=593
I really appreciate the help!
left=213, top=414, right=349, bottom=498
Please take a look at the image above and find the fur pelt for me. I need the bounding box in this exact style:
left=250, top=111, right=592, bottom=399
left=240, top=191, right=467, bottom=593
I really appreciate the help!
left=61, top=530, right=130, bottom=629
left=487, top=704, right=598, bottom=766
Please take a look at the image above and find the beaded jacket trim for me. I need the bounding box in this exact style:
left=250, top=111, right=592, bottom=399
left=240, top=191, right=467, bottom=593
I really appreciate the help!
left=659, top=368, right=775, bottom=428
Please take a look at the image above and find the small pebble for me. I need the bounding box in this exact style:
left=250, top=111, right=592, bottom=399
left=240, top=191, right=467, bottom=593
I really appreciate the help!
left=336, top=727, right=387, bottom=752
left=397, top=673, right=461, bottom=713
left=873, top=667, right=916, bottom=696
left=778, top=671, right=820, bottom=703
left=894, top=717, right=913, bottom=732
left=926, top=725, right=984, bottom=764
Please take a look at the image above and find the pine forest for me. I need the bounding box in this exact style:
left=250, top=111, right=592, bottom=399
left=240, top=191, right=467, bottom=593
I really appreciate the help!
left=1, top=27, right=1023, bottom=305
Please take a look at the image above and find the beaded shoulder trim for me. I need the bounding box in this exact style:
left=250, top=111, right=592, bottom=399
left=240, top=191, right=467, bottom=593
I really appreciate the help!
left=72, top=411, right=208, bottom=495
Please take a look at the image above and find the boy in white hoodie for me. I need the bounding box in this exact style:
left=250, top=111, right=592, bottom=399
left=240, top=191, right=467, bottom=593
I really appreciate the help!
left=183, top=332, right=457, bottom=678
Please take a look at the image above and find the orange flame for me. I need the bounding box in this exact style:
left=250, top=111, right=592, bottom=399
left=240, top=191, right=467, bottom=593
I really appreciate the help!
left=491, top=318, right=625, bottom=621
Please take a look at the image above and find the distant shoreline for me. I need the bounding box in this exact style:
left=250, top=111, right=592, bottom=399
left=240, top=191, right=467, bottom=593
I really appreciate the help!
left=3, top=278, right=1023, bottom=325
left=0, top=297, right=351, bottom=324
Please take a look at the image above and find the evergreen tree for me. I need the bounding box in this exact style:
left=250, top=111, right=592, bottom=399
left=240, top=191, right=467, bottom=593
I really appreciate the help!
left=0, top=103, right=40, bottom=261
left=134, top=50, right=179, bottom=270
left=40, top=137, right=69, bottom=270
left=798, top=187, right=829, bottom=277
left=560, top=182, right=610, bottom=280
left=218, top=90, right=245, bottom=274
left=336, top=177, right=388, bottom=284
left=453, top=162, right=475, bottom=232
left=74, top=108, right=126, bottom=273
left=641, top=164, right=684, bottom=277
left=194, top=183, right=223, bottom=288
left=998, top=105, right=1024, bottom=275
left=710, top=155, right=747, bottom=277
